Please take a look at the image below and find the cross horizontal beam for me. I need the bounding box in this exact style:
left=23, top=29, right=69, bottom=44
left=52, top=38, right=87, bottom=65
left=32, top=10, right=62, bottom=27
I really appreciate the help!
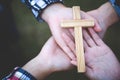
left=61, top=6, right=94, bottom=73
left=61, top=20, right=94, bottom=27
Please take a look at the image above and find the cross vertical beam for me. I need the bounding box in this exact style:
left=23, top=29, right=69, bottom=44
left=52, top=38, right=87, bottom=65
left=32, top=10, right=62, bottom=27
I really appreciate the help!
left=61, top=6, right=94, bottom=72
left=73, top=6, right=85, bottom=72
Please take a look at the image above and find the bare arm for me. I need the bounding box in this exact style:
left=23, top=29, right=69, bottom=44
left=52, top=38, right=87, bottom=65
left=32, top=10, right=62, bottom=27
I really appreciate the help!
left=87, top=2, right=119, bottom=38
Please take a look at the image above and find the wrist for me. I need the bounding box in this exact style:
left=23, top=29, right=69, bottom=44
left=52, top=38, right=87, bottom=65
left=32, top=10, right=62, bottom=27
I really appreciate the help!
left=22, top=56, right=54, bottom=80
left=41, top=3, right=66, bottom=23
left=22, top=0, right=63, bottom=22
left=98, top=2, right=119, bottom=28
left=3, top=67, right=37, bottom=80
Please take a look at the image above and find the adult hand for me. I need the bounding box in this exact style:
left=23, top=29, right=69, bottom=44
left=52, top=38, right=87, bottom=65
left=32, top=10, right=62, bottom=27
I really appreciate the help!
left=41, top=3, right=101, bottom=60
left=71, top=28, right=120, bottom=80
left=87, top=2, right=119, bottom=38
left=23, top=37, right=74, bottom=80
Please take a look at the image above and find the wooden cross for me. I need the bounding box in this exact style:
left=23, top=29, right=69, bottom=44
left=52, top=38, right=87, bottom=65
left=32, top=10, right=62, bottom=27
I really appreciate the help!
left=61, top=6, right=94, bottom=72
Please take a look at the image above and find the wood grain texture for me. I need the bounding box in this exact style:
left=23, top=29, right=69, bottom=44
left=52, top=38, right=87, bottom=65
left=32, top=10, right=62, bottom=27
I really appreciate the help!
left=73, top=6, right=85, bottom=72
left=61, top=20, right=94, bottom=27
left=61, top=6, right=94, bottom=72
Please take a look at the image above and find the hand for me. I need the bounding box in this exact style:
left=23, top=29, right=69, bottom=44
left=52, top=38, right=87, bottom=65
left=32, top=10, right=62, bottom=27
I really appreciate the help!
left=38, top=37, right=74, bottom=72
left=22, top=37, right=74, bottom=80
left=41, top=3, right=101, bottom=60
left=87, top=2, right=119, bottom=38
left=72, top=28, right=120, bottom=80
left=41, top=3, right=75, bottom=60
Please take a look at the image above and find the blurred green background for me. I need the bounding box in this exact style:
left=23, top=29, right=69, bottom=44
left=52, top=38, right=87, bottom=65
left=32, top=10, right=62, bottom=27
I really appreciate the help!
left=1, top=0, right=120, bottom=80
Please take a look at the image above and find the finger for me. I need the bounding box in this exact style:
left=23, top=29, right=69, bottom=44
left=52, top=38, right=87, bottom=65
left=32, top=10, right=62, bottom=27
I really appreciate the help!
left=50, top=24, right=76, bottom=60
left=69, top=28, right=74, bottom=38
left=67, top=28, right=75, bottom=43
left=62, top=33, right=76, bottom=55
left=86, top=11, right=102, bottom=32
left=66, top=28, right=74, bottom=41
left=88, top=28, right=104, bottom=46
left=92, top=17, right=102, bottom=32
left=83, top=29, right=96, bottom=47
left=94, top=22, right=102, bottom=32
left=71, top=60, right=77, bottom=66
left=83, top=39, right=89, bottom=52
left=52, top=32, right=75, bottom=59
left=60, top=41, right=75, bottom=60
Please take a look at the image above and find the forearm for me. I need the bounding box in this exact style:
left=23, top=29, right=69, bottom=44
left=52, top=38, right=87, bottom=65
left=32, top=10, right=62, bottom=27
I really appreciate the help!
left=97, top=2, right=119, bottom=28
left=22, top=57, right=53, bottom=80
left=2, top=57, right=53, bottom=80
left=41, top=3, right=66, bottom=23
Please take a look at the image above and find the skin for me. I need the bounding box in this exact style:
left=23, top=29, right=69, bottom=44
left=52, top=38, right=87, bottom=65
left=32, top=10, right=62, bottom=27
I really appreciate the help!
left=63, top=2, right=120, bottom=80
left=87, top=2, right=119, bottom=38
left=41, top=2, right=119, bottom=61
left=22, top=1, right=120, bottom=80
left=22, top=37, right=74, bottom=80
left=41, top=3, right=101, bottom=60
left=71, top=28, right=120, bottom=80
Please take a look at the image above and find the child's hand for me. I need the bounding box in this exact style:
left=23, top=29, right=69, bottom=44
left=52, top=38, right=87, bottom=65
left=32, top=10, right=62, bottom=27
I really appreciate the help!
left=71, top=28, right=120, bottom=80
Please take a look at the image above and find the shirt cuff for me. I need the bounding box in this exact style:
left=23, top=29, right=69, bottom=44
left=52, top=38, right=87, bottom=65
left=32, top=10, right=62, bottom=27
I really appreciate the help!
left=21, top=0, right=63, bottom=22
left=2, top=67, right=37, bottom=80
left=109, top=0, right=120, bottom=17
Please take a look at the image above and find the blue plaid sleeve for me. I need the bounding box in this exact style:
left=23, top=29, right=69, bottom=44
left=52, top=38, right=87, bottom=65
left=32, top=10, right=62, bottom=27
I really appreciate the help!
left=21, top=0, right=63, bottom=22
